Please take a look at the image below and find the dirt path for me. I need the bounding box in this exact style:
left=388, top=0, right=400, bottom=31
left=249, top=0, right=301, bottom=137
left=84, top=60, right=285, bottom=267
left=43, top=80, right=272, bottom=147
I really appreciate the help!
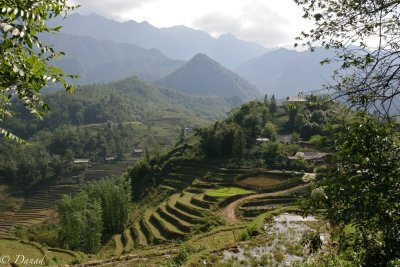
left=222, top=185, right=308, bottom=224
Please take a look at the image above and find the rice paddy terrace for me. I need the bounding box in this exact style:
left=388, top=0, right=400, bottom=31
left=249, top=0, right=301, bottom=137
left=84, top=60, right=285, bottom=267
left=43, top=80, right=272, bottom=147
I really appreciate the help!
left=0, top=157, right=310, bottom=266
left=103, top=160, right=308, bottom=265
left=0, top=237, right=87, bottom=266
left=0, top=160, right=133, bottom=237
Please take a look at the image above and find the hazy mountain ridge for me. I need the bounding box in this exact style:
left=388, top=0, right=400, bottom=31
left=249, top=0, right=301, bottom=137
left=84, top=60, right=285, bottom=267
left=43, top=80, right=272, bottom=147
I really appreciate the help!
left=237, top=48, right=339, bottom=97
left=45, top=13, right=341, bottom=97
left=42, top=33, right=185, bottom=84
left=49, top=13, right=270, bottom=69
left=157, top=53, right=261, bottom=100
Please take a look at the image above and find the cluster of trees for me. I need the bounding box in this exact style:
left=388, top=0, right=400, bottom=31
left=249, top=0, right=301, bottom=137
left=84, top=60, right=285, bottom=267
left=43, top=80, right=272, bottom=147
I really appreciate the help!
left=0, top=123, right=136, bottom=185
left=196, top=100, right=276, bottom=158
left=294, top=0, right=400, bottom=264
left=57, top=176, right=131, bottom=253
left=128, top=148, right=172, bottom=201
left=284, top=95, right=338, bottom=139
left=196, top=95, right=335, bottom=169
left=322, top=114, right=400, bottom=264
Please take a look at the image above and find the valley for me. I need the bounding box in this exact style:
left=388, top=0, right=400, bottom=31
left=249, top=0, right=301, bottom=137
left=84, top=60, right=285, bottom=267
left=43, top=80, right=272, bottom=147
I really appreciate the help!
left=1, top=2, right=399, bottom=266
left=0, top=90, right=335, bottom=266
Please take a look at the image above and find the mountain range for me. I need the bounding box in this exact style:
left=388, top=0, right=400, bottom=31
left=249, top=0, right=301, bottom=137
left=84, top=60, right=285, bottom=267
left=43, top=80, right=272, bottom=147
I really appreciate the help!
left=49, top=13, right=269, bottom=69
left=236, top=48, right=339, bottom=97
left=43, top=33, right=184, bottom=84
left=44, top=13, right=341, bottom=99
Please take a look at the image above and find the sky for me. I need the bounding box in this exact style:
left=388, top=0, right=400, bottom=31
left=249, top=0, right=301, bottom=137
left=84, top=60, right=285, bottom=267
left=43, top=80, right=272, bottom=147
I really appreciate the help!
left=69, top=0, right=314, bottom=48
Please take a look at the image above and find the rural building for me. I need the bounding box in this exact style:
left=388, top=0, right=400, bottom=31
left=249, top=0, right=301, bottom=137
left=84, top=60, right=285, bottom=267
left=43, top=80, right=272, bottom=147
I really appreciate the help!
left=285, top=95, right=307, bottom=103
left=73, top=159, right=90, bottom=164
left=132, top=149, right=144, bottom=157
left=256, top=138, right=270, bottom=144
left=287, top=151, right=328, bottom=163
left=105, top=155, right=116, bottom=161
left=279, top=135, right=293, bottom=144
left=184, top=125, right=195, bottom=134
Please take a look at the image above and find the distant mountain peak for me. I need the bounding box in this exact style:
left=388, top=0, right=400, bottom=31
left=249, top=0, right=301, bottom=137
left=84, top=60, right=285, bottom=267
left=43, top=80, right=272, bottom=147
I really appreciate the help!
left=139, top=20, right=151, bottom=25
left=191, top=53, right=213, bottom=61
left=157, top=54, right=260, bottom=100
left=218, top=33, right=237, bottom=40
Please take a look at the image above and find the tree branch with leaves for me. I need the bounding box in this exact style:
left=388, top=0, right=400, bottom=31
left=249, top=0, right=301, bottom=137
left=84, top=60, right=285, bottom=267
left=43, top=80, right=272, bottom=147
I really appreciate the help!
left=0, top=0, right=78, bottom=142
left=294, top=0, right=400, bottom=120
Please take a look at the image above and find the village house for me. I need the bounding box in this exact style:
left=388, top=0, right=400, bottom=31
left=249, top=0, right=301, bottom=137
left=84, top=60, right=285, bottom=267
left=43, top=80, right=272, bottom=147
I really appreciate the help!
left=104, top=155, right=116, bottom=161
left=73, top=159, right=90, bottom=164
left=256, top=137, right=270, bottom=145
left=132, top=149, right=144, bottom=157
left=287, top=151, right=328, bottom=163
left=285, top=95, right=307, bottom=103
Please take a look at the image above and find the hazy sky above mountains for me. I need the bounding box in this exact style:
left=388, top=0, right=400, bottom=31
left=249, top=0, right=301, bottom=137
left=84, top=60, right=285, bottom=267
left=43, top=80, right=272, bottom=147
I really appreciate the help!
left=69, top=0, right=313, bottom=48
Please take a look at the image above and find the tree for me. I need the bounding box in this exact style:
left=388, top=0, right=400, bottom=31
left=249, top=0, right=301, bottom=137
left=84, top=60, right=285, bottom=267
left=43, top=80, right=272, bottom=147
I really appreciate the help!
left=263, top=94, right=269, bottom=105
left=269, top=94, right=277, bottom=116
left=263, top=122, right=278, bottom=141
left=0, top=0, right=77, bottom=142
left=85, top=177, right=131, bottom=234
left=295, top=1, right=400, bottom=264
left=57, top=176, right=130, bottom=253
left=294, top=0, right=400, bottom=120
left=325, top=114, right=400, bottom=264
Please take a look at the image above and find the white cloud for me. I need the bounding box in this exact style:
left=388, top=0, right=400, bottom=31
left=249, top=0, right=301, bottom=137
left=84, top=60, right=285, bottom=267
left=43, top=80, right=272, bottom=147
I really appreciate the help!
left=69, top=0, right=157, bottom=20
left=191, top=0, right=310, bottom=47
left=70, top=0, right=313, bottom=48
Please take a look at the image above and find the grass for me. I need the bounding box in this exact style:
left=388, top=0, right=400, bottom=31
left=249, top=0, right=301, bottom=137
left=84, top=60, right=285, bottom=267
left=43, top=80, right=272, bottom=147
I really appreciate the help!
left=0, top=238, right=43, bottom=258
left=206, top=187, right=254, bottom=197
left=238, top=176, right=284, bottom=188
left=113, top=234, right=124, bottom=256
left=144, top=210, right=168, bottom=243
left=122, top=228, right=134, bottom=252
left=132, top=223, right=148, bottom=247
left=47, top=250, right=80, bottom=266
left=157, top=206, right=192, bottom=233
left=150, top=212, right=185, bottom=240
left=0, top=238, right=83, bottom=266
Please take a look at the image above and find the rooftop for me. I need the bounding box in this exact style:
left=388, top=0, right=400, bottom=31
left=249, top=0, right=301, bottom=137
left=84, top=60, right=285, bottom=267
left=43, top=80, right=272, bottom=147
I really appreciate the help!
left=286, top=96, right=307, bottom=102
left=288, top=151, right=328, bottom=160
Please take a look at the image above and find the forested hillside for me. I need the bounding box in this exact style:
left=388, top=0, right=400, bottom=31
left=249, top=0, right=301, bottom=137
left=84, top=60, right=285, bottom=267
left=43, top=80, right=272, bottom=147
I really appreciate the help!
left=0, top=76, right=235, bottom=187
left=3, top=76, right=235, bottom=138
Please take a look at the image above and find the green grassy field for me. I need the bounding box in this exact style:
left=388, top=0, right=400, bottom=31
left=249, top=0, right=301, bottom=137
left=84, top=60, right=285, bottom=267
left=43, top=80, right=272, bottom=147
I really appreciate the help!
left=0, top=238, right=84, bottom=266
left=206, top=187, right=254, bottom=197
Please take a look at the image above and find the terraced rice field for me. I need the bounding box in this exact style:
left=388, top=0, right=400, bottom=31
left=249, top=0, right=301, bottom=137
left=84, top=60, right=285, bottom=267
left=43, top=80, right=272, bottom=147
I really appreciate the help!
left=0, top=237, right=84, bottom=266
left=207, top=187, right=254, bottom=197
left=0, top=160, right=133, bottom=237
left=238, top=176, right=285, bottom=188
left=107, top=161, right=306, bottom=259
left=0, top=184, right=80, bottom=236
left=239, top=195, right=297, bottom=219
